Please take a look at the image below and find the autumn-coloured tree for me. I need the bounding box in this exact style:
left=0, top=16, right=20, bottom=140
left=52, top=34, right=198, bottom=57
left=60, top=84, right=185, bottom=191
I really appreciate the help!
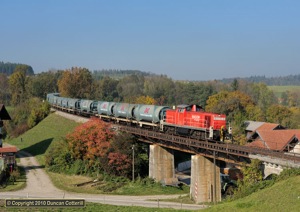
left=108, top=132, right=134, bottom=177
left=108, top=132, right=148, bottom=178
left=206, top=91, right=259, bottom=139
left=134, top=95, right=156, bottom=105
left=266, top=105, right=292, bottom=127
left=108, top=152, right=131, bottom=176
left=9, top=65, right=31, bottom=104
left=67, top=117, right=115, bottom=168
left=58, top=67, right=93, bottom=98
left=206, top=91, right=255, bottom=122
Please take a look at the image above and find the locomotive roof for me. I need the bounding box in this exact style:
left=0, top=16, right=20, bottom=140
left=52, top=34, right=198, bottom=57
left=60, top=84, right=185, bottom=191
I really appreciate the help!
left=177, top=104, right=203, bottom=109
left=177, top=104, right=191, bottom=108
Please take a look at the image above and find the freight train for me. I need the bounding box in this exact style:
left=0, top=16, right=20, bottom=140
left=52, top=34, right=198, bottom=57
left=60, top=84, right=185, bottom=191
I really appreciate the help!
left=47, top=93, right=227, bottom=141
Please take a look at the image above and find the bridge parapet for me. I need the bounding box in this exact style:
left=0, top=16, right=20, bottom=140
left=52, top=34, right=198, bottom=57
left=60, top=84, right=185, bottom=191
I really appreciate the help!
left=249, top=153, right=300, bottom=179
left=249, top=154, right=300, bottom=168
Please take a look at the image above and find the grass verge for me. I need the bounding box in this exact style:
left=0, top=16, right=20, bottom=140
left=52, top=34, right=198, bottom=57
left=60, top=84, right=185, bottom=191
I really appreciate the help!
left=0, top=200, right=191, bottom=212
left=158, top=194, right=195, bottom=204
left=7, top=112, right=79, bottom=166
left=49, top=172, right=189, bottom=196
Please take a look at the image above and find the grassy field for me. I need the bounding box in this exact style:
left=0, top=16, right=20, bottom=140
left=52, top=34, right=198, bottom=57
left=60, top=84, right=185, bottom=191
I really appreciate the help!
left=6, top=112, right=79, bottom=166
left=268, top=85, right=300, bottom=98
left=204, top=175, right=300, bottom=212
left=0, top=200, right=191, bottom=212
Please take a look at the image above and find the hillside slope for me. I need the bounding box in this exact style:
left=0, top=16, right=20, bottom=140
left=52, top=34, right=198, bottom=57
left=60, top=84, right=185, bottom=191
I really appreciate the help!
left=7, top=112, right=79, bottom=165
left=206, top=175, right=300, bottom=211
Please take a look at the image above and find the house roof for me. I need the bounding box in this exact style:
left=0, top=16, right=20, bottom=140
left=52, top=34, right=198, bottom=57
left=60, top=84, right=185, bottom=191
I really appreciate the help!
left=246, top=139, right=268, bottom=149
left=256, top=123, right=282, bottom=131
left=246, top=129, right=300, bottom=151
left=244, top=121, right=265, bottom=132
left=0, top=146, right=18, bottom=153
left=0, top=104, right=11, bottom=120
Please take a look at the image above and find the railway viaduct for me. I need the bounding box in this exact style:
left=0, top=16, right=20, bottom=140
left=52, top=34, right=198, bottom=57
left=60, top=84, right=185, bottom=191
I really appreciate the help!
left=119, top=125, right=300, bottom=204
left=56, top=111, right=300, bottom=204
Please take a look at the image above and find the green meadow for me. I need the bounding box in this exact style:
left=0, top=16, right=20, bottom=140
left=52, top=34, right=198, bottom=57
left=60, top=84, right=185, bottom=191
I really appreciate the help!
left=268, top=85, right=300, bottom=98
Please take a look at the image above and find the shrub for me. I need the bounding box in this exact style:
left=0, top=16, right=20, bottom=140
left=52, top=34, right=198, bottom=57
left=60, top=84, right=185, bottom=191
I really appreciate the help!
left=9, top=169, right=20, bottom=185
left=45, top=139, right=72, bottom=173
left=67, top=159, right=87, bottom=175
left=275, top=168, right=300, bottom=182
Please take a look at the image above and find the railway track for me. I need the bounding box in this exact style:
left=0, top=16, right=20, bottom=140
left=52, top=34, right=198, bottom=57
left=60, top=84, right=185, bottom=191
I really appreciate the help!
left=54, top=107, right=300, bottom=165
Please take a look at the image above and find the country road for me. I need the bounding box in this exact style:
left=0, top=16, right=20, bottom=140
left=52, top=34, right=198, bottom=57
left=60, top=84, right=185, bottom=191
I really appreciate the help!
left=0, top=111, right=206, bottom=210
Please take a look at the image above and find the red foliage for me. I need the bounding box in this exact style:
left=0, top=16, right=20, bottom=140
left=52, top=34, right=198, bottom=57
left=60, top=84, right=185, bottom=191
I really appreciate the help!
left=67, top=117, right=115, bottom=166
left=108, top=152, right=131, bottom=176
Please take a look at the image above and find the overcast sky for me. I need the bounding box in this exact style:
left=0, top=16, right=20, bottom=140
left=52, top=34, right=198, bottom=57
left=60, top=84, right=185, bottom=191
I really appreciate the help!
left=1, top=0, right=299, bottom=80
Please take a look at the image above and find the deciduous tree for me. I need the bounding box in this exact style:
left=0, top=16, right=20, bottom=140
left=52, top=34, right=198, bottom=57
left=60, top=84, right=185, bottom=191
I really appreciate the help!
left=248, top=83, right=276, bottom=115
left=0, top=73, right=10, bottom=104
left=93, top=76, right=119, bottom=101
left=108, top=152, right=131, bottom=176
left=117, top=75, right=144, bottom=102
left=206, top=91, right=255, bottom=122
left=9, top=65, right=31, bottom=104
left=58, top=67, right=93, bottom=98
left=28, top=71, right=61, bottom=99
left=144, top=75, right=175, bottom=105
left=67, top=118, right=115, bottom=168
left=134, top=96, right=156, bottom=104
left=266, top=105, right=292, bottom=127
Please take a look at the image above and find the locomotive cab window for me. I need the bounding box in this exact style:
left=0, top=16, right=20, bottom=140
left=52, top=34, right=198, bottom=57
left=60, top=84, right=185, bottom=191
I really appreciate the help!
left=178, top=108, right=185, bottom=113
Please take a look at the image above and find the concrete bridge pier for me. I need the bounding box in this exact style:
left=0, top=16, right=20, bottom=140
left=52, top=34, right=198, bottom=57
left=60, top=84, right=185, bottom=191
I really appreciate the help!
left=149, top=144, right=175, bottom=181
left=190, top=154, right=221, bottom=203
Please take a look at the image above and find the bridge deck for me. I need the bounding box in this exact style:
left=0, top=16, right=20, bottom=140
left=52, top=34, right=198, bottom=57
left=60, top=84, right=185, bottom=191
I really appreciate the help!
left=119, top=125, right=300, bottom=165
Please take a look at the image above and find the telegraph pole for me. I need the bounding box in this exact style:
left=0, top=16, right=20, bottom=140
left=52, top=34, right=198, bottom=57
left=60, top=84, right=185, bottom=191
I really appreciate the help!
left=132, top=144, right=135, bottom=181
left=213, top=150, right=217, bottom=205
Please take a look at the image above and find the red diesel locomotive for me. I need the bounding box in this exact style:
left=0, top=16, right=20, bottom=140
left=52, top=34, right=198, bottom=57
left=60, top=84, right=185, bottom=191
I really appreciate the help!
left=163, top=104, right=226, bottom=140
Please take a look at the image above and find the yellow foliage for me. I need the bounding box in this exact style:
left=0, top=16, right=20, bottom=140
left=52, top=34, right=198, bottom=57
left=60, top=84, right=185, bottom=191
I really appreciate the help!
left=134, top=96, right=156, bottom=104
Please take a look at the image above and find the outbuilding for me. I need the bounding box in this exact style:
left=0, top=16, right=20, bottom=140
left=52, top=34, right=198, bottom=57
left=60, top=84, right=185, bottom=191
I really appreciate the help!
left=0, top=103, right=17, bottom=172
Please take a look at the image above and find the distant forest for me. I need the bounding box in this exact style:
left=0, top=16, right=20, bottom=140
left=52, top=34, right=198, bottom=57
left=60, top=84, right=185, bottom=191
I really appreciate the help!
left=92, top=69, right=154, bottom=80
left=1, top=61, right=300, bottom=85
left=220, top=75, right=300, bottom=86
left=0, top=61, right=34, bottom=75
